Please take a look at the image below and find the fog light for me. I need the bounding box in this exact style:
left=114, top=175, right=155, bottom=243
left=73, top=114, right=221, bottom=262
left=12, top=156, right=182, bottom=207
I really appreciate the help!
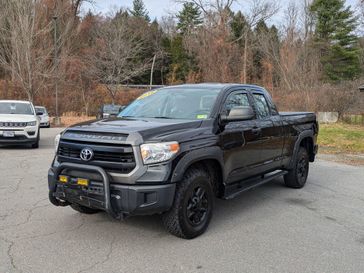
left=59, top=175, right=68, bottom=183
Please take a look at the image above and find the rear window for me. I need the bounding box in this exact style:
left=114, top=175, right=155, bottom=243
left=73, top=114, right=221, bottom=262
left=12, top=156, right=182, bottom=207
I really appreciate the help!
left=103, top=105, right=122, bottom=113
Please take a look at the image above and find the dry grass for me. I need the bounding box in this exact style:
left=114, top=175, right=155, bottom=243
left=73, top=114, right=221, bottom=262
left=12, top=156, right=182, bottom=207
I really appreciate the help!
left=318, top=123, right=364, bottom=154
left=51, top=115, right=95, bottom=127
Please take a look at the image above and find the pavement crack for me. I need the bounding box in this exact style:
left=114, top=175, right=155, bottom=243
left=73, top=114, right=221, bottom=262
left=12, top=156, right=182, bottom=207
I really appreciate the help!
left=0, top=202, right=51, bottom=230
left=77, top=235, right=116, bottom=273
left=10, top=178, right=23, bottom=194
left=21, top=215, right=86, bottom=240
left=1, top=236, right=22, bottom=273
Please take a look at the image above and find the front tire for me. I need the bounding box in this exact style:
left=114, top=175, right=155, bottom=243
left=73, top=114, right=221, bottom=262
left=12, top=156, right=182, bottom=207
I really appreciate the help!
left=162, top=167, right=214, bottom=239
left=284, top=147, right=309, bottom=188
left=31, top=130, right=40, bottom=149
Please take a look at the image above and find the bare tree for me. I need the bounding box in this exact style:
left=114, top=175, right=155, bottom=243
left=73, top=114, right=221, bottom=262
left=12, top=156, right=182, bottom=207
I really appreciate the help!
left=90, top=14, right=152, bottom=102
left=234, top=0, right=279, bottom=83
left=0, top=0, right=55, bottom=101
left=0, top=0, right=81, bottom=101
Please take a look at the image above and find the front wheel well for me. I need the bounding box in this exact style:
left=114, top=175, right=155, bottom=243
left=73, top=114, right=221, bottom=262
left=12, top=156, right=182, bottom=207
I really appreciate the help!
left=184, top=159, right=224, bottom=198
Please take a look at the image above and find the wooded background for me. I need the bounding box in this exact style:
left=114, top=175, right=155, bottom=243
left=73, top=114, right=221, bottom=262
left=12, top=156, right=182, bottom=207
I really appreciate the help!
left=0, top=0, right=363, bottom=116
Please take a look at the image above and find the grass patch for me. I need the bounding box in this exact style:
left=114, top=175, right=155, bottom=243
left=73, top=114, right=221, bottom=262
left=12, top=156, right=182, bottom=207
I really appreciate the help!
left=318, top=123, right=364, bottom=154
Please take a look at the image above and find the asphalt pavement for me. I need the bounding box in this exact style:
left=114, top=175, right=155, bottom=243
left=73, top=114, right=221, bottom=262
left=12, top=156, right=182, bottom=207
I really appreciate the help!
left=0, top=128, right=363, bottom=273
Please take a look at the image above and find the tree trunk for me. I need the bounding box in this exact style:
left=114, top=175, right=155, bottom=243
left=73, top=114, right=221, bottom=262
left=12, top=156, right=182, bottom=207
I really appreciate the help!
left=243, top=32, right=248, bottom=83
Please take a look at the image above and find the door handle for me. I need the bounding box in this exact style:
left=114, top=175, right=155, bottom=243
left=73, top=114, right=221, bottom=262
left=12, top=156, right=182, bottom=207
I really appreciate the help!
left=252, top=128, right=262, bottom=136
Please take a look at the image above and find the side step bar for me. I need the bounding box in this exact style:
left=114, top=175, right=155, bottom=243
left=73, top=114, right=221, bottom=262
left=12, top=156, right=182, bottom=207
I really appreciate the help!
left=224, top=170, right=288, bottom=200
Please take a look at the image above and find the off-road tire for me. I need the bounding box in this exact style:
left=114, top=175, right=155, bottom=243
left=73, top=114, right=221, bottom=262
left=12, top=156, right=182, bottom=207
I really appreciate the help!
left=162, top=167, right=214, bottom=239
left=284, top=147, right=309, bottom=189
left=70, top=203, right=100, bottom=214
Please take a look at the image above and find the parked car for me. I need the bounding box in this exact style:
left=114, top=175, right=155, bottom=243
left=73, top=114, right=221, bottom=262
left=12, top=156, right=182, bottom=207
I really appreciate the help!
left=96, top=104, right=124, bottom=119
left=48, top=84, right=318, bottom=239
left=35, top=106, right=50, bottom=128
left=0, top=100, right=41, bottom=148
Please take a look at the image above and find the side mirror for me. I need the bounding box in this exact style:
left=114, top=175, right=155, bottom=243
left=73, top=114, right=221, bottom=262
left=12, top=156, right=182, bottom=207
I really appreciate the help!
left=36, top=112, right=43, bottom=116
left=221, top=106, right=255, bottom=122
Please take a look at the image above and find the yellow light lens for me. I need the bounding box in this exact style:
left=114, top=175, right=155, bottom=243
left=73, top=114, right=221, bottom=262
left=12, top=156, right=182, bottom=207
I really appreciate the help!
left=77, top=178, right=89, bottom=186
left=59, top=175, right=68, bottom=183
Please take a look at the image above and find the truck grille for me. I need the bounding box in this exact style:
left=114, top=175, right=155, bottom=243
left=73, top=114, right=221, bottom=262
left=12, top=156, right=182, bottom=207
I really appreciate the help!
left=0, top=122, right=27, bottom=127
left=58, top=146, right=134, bottom=163
left=57, top=140, right=136, bottom=174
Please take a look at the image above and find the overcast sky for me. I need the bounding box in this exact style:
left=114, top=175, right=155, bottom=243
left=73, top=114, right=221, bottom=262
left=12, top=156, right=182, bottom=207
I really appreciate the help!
left=82, top=0, right=359, bottom=23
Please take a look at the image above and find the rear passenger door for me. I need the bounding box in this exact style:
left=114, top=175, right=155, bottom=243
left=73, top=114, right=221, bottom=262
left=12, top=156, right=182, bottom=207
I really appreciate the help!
left=251, top=92, right=284, bottom=172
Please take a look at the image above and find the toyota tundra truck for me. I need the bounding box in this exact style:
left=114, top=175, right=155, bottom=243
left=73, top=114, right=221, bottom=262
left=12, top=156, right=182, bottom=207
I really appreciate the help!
left=48, top=84, right=318, bottom=239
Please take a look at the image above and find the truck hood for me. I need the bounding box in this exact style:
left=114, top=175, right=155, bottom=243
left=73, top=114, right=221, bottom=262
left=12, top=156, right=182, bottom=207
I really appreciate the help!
left=0, top=114, right=36, bottom=122
left=65, top=118, right=203, bottom=142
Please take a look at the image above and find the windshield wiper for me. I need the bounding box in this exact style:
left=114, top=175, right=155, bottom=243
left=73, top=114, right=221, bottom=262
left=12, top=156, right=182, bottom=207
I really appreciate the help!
left=119, top=116, right=137, bottom=119
left=151, top=116, right=173, bottom=119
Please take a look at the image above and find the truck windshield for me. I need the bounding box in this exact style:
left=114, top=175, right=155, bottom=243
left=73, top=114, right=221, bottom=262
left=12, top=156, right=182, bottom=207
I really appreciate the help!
left=0, top=102, right=34, bottom=115
left=119, top=87, right=221, bottom=120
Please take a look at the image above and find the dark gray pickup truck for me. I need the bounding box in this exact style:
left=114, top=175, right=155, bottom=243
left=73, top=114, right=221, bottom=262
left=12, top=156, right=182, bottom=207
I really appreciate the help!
left=48, top=84, right=318, bottom=239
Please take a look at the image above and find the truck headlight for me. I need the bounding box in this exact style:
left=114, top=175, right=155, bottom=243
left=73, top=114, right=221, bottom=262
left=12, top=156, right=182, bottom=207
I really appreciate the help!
left=27, top=121, right=37, bottom=126
left=140, top=142, right=180, bottom=165
left=55, top=134, right=61, bottom=153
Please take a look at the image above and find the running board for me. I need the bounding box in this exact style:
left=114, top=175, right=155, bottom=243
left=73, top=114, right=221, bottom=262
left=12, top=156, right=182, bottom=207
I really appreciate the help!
left=223, top=170, right=288, bottom=200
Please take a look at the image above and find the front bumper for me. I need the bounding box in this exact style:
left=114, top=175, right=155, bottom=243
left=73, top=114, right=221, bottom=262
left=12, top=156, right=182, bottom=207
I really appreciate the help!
left=48, top=162, right=176, bottom=218
left=40, top=121, right=50, bottom=127
left=0, top=126, right=39, bottom=144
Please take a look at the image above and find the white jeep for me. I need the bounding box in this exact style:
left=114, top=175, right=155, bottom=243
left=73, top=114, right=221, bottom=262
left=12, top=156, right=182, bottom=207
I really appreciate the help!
left=0, top=100, right=40, bottom=148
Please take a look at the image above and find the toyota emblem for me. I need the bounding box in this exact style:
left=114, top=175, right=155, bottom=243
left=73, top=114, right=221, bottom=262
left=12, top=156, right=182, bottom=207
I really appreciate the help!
left=80, top=148, right=94, bottom=161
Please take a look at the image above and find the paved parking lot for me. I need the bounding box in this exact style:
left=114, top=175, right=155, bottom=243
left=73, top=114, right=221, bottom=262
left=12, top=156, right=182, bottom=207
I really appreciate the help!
left=1, top=128, right=364, bottom=273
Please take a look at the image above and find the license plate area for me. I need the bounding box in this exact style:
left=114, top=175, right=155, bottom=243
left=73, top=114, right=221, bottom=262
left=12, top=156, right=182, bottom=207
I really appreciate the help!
left=56, top=181, right=106, bottom=210
left=3, top=131, right=15, bottom=137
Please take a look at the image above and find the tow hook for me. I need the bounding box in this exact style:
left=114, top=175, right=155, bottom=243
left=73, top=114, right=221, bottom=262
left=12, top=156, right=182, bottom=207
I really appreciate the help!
left=48, top=191, right=70, bottom=207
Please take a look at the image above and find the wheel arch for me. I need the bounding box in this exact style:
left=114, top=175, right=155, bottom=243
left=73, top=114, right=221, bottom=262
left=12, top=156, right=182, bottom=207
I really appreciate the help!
left=171, top=147, right=225, bottom=197
left=288, top=130, right=315, bottom=169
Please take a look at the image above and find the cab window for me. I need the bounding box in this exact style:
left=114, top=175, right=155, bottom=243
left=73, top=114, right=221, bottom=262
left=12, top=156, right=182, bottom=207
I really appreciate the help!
left=252, top=94, right=270, bottom=119
left=223, top=92, right=250, bottom=116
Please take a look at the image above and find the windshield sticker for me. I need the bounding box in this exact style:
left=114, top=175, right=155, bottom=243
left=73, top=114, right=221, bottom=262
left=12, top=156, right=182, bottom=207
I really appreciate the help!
left=136, top=90, right=158, bottom=100
left=196, top=114, right=208, bottom=119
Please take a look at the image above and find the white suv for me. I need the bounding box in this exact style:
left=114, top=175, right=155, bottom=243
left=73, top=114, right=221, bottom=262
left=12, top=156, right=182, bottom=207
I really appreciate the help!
left=35, top=106, right=50, bottom=128
left=0, top=100, right=40, bottom=148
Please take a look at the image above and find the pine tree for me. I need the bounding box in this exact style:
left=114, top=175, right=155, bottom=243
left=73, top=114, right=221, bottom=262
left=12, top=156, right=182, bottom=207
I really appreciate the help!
left=129, top=0, right=150, bottom=22
left=310, top=0, right=360, bottom=81
left=230, top=11, right=248, bottom=46
left=177, top=2, right=202, bottom=34
left=252, top=20, right=269, bottom=83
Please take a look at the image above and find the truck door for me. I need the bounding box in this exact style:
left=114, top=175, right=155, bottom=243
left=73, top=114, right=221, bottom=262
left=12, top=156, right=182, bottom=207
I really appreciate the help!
left=251, top=92, right=284, bottom=172
left=220, top=91, right=262, bottom=183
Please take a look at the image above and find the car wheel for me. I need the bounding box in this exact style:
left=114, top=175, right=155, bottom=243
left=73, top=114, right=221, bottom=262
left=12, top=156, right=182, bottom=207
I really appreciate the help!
left=70, top=203, right=100, bottom=214
left=162, top=167, right=214, bottom=239
left=31, top=130, right=40, bottom=149
left=284, top=147, right=309, bottom=188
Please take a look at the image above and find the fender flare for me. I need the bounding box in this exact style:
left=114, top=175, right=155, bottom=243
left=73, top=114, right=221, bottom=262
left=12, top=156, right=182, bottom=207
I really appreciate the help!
left=288, top=130, right=314, bottom=169
left=171, top=146, right=224, bottom=183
